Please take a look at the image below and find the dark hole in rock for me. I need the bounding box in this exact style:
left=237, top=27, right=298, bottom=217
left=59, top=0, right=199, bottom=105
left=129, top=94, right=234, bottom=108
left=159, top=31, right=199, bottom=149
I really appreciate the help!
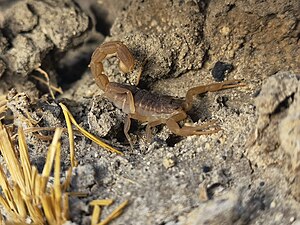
left=272, top=93, right=294, bottom=115
left=166, top=135, right=183, bottom=147
left=202, top=165, right=212, bottom=173
left=216, top=95, right=229, bottom=107
left=207, top=182, right=222, bottom=199
left=259, top=181, right=265, bottom=186
left=90, top=3, right=112, bottom=36
left=56, top=41, right=96, bottom=89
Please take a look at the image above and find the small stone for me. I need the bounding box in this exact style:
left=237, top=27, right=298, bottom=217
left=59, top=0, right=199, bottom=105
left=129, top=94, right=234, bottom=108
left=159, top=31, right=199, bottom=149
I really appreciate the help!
left=274, top=213, right=283, bottom=222
left=163, top=157, right=175, bottom=169
left=25, top=218, right=32, bottom=224
left=220, top=26, right=230, bottom=36
left=204, top=142, right=211, bottom=149
left=270, top=201, right=276, bottom=208
left=291, top=220, right=300, bottom=225
left=150, top=19, right=158, bottom=27
left=211, top=61, right=234, bottom=82
left=63, top=221, right=78, bottom=225
left=218, top=135, right=227, bottom=145
left=199, top=182, right=209, bottom=202
left=185, top=191, right=239, bottom=225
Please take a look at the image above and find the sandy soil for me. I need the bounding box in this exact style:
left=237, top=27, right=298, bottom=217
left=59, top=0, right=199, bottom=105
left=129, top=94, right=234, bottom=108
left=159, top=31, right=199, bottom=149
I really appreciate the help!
left=0, top=0, right=300, bottom=224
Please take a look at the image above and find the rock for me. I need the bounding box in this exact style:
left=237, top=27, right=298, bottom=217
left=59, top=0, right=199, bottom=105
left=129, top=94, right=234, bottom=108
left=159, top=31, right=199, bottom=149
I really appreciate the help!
left=247, top=71, right=300, bottom=200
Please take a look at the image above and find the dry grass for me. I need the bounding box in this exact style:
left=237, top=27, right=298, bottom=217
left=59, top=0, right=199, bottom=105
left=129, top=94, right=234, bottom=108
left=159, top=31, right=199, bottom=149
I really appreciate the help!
left=0, top=124, right=68, bottom=224
left=90, top=199, right=129, bottom=225
left=0, top=95, right=7, bottom=121
left=0, top=100, right=128, bottom=225
left=59, top=103, right=123, bottom=168
left=33, top=67, right=63, bottom=99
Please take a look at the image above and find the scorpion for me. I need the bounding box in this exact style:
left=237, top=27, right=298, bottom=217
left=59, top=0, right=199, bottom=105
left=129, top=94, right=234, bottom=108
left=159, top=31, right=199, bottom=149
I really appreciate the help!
left=90, top=41, right=245, bottom=148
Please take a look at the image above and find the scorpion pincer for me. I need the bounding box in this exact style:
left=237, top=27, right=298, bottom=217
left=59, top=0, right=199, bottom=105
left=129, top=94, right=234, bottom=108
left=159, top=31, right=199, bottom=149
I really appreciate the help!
left=89, top=41, right=245, bottom=148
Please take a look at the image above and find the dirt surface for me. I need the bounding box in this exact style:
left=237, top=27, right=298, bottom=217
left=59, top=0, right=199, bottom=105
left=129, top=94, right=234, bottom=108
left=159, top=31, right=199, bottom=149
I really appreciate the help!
left=0, top=0, right=300, bottom=224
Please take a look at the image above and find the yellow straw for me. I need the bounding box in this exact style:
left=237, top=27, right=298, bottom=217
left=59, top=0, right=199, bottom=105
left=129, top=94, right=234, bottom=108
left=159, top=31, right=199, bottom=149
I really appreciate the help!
left=97, top=200, right=129, bottom=225
left=59, top=103, right=123, bottom=156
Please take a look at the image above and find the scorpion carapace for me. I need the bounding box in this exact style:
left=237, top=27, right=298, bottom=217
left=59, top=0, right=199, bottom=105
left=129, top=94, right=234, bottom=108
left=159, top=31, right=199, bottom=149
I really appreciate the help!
left=90, top=41, right=245, bottom=149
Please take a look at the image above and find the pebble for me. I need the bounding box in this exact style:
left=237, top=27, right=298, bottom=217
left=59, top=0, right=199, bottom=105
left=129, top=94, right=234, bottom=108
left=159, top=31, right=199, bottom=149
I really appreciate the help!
left=270, top=201, right=276, bottom=208
left=199, top=182, right=209, bottom=202
left=274, top=213, right=283, bottom=222
left=163, top=158, right=175, bottom=169
left=292, top=220, right=300, bottom=225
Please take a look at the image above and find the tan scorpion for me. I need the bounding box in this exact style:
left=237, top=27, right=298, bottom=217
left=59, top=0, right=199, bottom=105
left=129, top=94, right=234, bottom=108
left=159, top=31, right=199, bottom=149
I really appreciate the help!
left=90, top=41, right=245, bottom=148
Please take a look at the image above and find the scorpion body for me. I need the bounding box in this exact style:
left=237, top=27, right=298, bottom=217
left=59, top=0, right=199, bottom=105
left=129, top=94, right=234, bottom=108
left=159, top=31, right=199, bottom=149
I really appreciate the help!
left=105, top=82, right=183, bottom=118
left=90, top=41, right=245, bottom=148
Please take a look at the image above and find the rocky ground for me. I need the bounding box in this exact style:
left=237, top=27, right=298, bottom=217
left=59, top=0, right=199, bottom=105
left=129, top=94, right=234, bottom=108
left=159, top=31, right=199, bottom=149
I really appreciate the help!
left=0, top=0, right=300, bottom=224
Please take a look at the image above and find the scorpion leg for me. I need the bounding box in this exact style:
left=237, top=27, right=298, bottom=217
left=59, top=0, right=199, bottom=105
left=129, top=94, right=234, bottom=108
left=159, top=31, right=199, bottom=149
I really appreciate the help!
left=145, top=120, right=163, bottom=142
left=166, top=112, right=221, bottom=136
left=183, top=79, right=246, bottom=111
left=124, top=116, right=134, bottom=149
left=167, top=79, right=245, bottom=137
